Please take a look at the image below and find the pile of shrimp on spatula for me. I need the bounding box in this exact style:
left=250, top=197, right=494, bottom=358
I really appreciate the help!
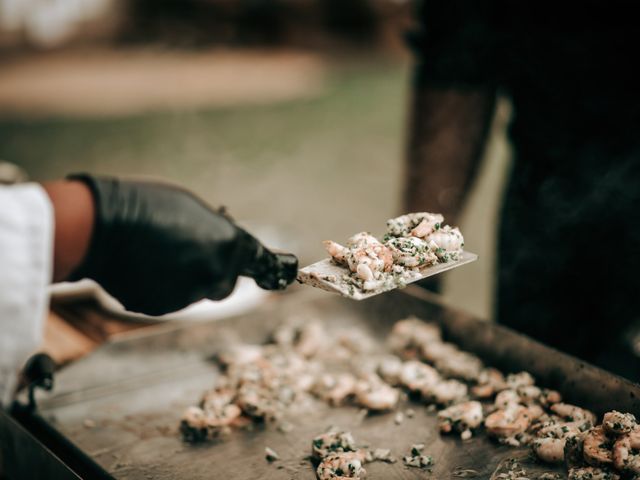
left=297, top=212, right=477, bottom=300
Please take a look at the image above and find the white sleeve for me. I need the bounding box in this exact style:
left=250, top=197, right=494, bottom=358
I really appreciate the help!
left=0, top=183, right=53, bottom=406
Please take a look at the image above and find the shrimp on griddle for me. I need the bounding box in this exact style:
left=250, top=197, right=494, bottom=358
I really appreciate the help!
left=613, top=426, right=640, bottom=474
left=353, top=375, right=399, bottom=411
left=603, top=410, right=637, bottom=436
left=388, top=316, right=441, bottom=359
left=438, top=401, right=483, bottom=439
left=316, top=452, right=367, bottom=480
left=583, top=426, right=614, bottom=467
left=311, top=429, right=363, bottom=461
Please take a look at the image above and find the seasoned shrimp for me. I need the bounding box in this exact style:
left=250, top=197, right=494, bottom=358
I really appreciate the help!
left=201, top=387, right=236, bottom=413
left=516, top=385, right=543, bottom=404
left=568, top=467, right=620, bottom=480
left=505, top=371, right=536, bottom=389
left=312, top=430, right=357, bottom=460
left=438, top=401, right=483, bottom=438
left=399, top=361, right=440, bottom=392
left=235, top=384, right=280, bottom=421
left=376, top=355, right=403, bottom=385
left=421, top=341, right=459, bottom=363
left=540, top=389, right=563, bottom=406
left=180, top=406, right=209, bottom=442
left=494, top=389, right=521, bottom=409
left=411, top=216, right=443, bottom=238
left=533, top=437, right=566, bottom=463
left=564, top=432, right=586, bottom=469
left=324, top=233, right=393, bottom=286
left=324, top=240, right=350, bottom=265
left=551, top=403, right=596, bottom=424
left=180, top=385, right=245, bottom=442
left=316, top=452, right=367, bottom=480
left=388, top=317, right=441, bottom=359
left=603, top=410, right=637, bottom=435
left=385, top=236, right=437, bottom=268
left=471, top=368, right=507, bottom=399
left=313, top=373, right=357, bottom=406
left=347, top=233, right=393, bottom=271
left=536, top=420, right=591, bottom=439
left=423, top=379, right=468, bottom=405
left=294, top=321, right=327, bottom=358
left=613, top=427, right=640, bottom=474
left=426, top=226, right=464, bottom=260
left=434, top=351, right=483, bottom=381
left=217, top=344, right=263, bottom=367
left=386, top=212, right=444, bottom=237
left=484, top=404, right=532, bottom=439
left=354, top=376, right=400, bottom=411
left=583, top=426, right=614, bottom=466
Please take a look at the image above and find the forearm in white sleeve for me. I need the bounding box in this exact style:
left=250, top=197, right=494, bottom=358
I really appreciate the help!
left=0, top=183, right=53, bottom=407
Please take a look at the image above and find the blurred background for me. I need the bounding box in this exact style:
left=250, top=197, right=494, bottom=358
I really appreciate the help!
left=0, top=0, right=511, bottom=320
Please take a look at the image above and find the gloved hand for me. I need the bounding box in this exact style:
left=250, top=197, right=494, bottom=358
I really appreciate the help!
left=68, top=174, right=298, bottom=316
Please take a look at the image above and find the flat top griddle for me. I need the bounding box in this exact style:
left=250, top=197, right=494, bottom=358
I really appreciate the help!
left=33, top=288, right=640, bottom=479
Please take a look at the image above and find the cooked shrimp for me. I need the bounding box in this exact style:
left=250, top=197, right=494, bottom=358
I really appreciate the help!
left=421, top=341, right=459, bottom=363
left=386, top=212, right=444, bottom=237
left=434, top=351, right=483, bottom=381
left=217, top=344, right=263, bottom=367
left=484, top=404, right=532, bottom=439
left=494, top=389, right=521, bottom=409
left=294, top=321, right=326, bottom=358
left=411, top=216, right=442, bottom=238
left=376, top=355, right=403, bottom=385
left=354, top=376, right=400, bottom=411
left=424, top=379, right=468, bottom=405
left=324, top=240, right=350, bottom=264
left=516, top=385, right=542, bottom=404
left=568, top=467, right=620, bottom=480
left=426, top=226, right=464, bottom=259
left=536, top=420, right=591, bottom=439
left=438, top=401, right=483, bottom=438
left=347, top=233, right=393, bottom=272
left=564, top=432, right=586, bottom=469
left=385, top=236, right=436, bottom=268
left=180, top=406, right=209, bottom=442
left=540, top=389, right=562, bottom=406
left=316, top=452, right=367, bottom=480
left=388, top=317, right=441, bottom=359
left=312, top=430, right=357, bottom=460
left=524, top=404, right=546, bottom=422
left=313, top=373, right=357, bottom=406
left=471, top=368, right=507, bottom=399
left=200, top=387, right=236, bottom=413
left=399, top=361, right=441, bottom=392
left=613, top=427, right=640, bottom=474
left=235, top=384, right=280, bottom=421
left=583, top=426, right=614, bottom=467
left=551, top=403, right=596, bottom=424
left=603, top=410, right=637, bottom=435
left=505, top=371, right=536, bottom=389
left=533, top=437, right=566, bottom=463
left=325, top=233, right=393, bottom=285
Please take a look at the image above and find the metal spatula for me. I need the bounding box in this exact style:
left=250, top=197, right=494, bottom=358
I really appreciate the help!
left=297, top=251, right=478, bottom=300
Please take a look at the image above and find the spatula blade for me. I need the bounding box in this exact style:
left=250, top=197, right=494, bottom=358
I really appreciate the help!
left=297, top=251, right=478, bottom=300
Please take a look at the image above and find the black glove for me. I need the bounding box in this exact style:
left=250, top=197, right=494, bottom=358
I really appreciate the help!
left=68, top=174, right=298, bottom=316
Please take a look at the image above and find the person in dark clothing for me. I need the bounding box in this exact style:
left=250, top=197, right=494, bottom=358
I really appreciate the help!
left=404, top=1, right=640, bottom=379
